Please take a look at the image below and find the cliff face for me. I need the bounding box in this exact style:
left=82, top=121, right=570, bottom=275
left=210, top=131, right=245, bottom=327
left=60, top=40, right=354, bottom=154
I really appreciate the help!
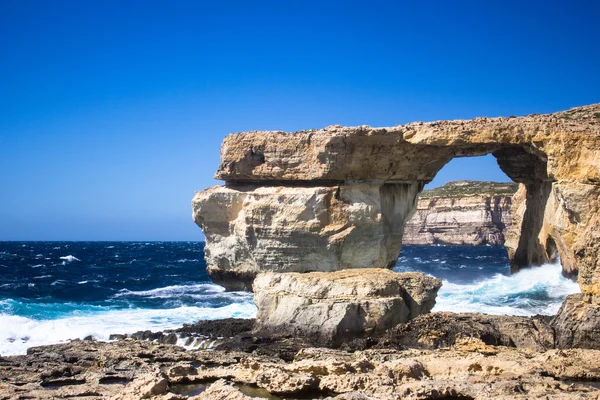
left=193, top=183, right=421, bottom=290
left=403, top=181, right=517, bottom=246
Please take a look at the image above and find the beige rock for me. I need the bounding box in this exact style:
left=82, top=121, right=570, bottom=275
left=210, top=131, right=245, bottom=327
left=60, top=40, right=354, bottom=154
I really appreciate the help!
left=3, top=337, right=600, bottom=400
left=253, top=269, right=441, bottom=345
left=193, top=183, right=420, bottom=290
left=110, top=371, right=168, bottom=400
left=214, top=106, right=600, bottom=184
left=552, top=293, right=600, bottom=349
left=190, top=379, right=263, bottom=400
left=404, top=181, right=516, bottom=245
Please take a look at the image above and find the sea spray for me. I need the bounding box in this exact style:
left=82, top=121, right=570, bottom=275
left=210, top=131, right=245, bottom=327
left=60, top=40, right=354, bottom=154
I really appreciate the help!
left=0, top=302, right=256, bottom=356
left=433, top=261, right=580, bottom=316
left=0, top=242, right=581, bottom=356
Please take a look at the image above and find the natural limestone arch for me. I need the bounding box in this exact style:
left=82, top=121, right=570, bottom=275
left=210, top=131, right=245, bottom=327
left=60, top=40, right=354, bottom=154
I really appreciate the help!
left=193, top=104, right=600, bottom=300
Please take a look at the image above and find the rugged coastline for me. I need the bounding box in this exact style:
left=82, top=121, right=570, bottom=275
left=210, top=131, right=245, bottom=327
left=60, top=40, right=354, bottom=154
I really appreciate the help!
left=3, top=104, right=600, bottom=399
left=2, top=309, right=600, bottom=400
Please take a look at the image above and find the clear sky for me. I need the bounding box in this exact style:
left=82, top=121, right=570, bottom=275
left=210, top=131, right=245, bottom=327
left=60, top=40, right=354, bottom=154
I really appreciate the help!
left=1, top=0, right=599, bottom=241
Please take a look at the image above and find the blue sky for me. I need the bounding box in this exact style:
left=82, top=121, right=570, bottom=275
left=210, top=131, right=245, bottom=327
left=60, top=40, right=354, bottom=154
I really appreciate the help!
left=1, top=0, right=599, bottom=241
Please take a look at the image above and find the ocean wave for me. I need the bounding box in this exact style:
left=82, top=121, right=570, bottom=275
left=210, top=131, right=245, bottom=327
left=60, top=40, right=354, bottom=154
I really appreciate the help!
left=114, top=283, right=228, bottom=299
left=60, top=255, right=80, bottom=262
left=32, top=275, right=52, bottom=280
left=0, top=303, right=257, bottom=356
left=433, top=261, right=580, bottom=316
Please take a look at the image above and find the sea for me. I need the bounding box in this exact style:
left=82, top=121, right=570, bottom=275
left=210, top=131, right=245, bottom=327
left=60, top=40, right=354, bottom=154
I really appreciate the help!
left=0, top=241, right=580, bottom=356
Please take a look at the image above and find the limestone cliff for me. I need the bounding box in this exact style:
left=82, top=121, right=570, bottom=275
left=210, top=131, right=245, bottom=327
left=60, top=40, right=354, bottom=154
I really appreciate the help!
left=193, top=103, right=600, bottom=302
left=403, top=181, right=518, bottom=246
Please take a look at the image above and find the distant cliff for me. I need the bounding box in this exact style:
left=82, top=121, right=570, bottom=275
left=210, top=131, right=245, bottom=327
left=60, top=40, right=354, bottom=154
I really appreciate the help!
left=403, top=181, right=518, bottom=246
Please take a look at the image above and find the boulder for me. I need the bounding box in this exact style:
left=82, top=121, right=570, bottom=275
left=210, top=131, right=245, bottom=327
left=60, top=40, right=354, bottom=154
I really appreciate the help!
left=253, top=269, right=442, bottom=346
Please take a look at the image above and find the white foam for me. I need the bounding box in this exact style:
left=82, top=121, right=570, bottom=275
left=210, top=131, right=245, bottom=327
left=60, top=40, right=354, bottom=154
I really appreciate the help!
left=433, top=261, right=580, bottom=316
left=0, top=302, right=257, bottom=356
left=59, top=255, right=80, bottom=262
left=114, top=284, right=226, bottom=299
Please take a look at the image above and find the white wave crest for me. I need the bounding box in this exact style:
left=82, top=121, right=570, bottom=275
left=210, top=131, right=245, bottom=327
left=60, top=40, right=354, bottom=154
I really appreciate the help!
left=0, top=302, right=257, bottom=356
left=59, top=255, right=80, bottom=262
left=114, top=284, right=227, bottom=299
left=433, top=261, right=580, bottom=316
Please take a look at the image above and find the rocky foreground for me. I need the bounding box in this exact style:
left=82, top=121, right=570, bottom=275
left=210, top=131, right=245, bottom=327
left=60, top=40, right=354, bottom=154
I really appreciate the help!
left=2, top=311, right=600, bottom=400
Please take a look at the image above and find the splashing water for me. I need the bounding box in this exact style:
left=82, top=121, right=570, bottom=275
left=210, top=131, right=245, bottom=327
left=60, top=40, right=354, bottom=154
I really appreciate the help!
left=0, top=242, right=580, bottom=355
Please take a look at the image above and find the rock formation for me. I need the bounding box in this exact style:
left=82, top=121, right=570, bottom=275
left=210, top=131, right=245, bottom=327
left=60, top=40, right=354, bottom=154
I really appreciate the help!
left=253, top=269, right=441, bottom=345
left=193, top=104, right=600, bottom=345
left=193, top=183, right=421, bottom=290
left=193, top=104, right=600, bottom=296
left=403, top=180, right=517, bottom=245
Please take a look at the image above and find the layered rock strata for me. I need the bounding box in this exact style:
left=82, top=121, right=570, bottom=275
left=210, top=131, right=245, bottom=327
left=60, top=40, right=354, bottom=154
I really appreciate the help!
left=193, top=104, right=600, bottom=300
left=253, top=269, right=441, bottom=345
left=193, top=183, right=421, bottom=290
left=403, top=180, right=517, bottom=245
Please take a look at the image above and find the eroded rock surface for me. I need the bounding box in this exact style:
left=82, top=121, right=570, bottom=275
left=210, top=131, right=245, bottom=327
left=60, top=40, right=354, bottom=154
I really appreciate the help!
left=193, top=183, right=420, bottom=290
left=253, top=269, right=441, bottom=345
left=403, top=181, right=517, bottom=245
left=2, top=325, right=600, bottom=400
left=553, top=293, right=600, bottom=349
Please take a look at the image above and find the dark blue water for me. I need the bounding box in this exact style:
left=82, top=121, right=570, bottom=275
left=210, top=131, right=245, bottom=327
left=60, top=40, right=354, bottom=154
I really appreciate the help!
left=0, top=242, right=254, bottom=355
left=0, top=242, right=578, bottom=355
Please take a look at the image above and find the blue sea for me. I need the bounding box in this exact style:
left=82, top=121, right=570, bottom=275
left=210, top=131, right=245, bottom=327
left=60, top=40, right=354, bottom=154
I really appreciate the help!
left=0, top=242, right=579, bottom=355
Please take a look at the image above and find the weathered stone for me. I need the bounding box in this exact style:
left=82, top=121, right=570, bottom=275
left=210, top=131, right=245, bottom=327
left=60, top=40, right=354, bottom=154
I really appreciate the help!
left=190, top=379, right=261, bottom=400
left=381, top=312, right=555, bottom=351
left=109, top=371, right=168, bottom=400
left=552, top=293, right=600, bottom=349
left=253, top=269, right=441, bottom=345
left=193, top=183, right=420, bottom=290
left=3, top=321, right=600, bottom=399
left=403, top=181, right=516, bottom=245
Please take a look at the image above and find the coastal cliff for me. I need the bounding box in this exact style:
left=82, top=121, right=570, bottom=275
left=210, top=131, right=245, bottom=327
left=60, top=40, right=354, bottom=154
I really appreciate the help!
left=403, top=181, right=518, bottom=246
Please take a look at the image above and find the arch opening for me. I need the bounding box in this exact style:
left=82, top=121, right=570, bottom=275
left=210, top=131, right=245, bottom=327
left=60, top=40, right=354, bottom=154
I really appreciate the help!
left=394, top=149, right=581, bottom=316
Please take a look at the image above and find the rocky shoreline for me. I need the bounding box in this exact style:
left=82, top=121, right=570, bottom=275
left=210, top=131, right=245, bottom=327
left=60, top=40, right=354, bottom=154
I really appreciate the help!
left=4, top=104, right=600, bottom=399
left=2, top=301, right=600, bottom=400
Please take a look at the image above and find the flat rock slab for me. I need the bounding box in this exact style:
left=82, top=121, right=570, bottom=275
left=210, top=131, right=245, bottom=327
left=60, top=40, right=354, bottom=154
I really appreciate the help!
left=253, top=269, right=441, bottom=346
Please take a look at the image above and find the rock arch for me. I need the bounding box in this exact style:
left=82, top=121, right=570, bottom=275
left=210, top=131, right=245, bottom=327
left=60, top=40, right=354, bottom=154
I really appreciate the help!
left=193, top=104, right=600, bottom=301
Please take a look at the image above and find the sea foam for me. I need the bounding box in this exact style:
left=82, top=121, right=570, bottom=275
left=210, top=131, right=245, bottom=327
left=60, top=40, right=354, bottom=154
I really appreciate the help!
left=59, top=255, right=80, bottom=262
left=0, top=302, right=257, bottom=356
left=433, top=261, right=580, bottom=316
